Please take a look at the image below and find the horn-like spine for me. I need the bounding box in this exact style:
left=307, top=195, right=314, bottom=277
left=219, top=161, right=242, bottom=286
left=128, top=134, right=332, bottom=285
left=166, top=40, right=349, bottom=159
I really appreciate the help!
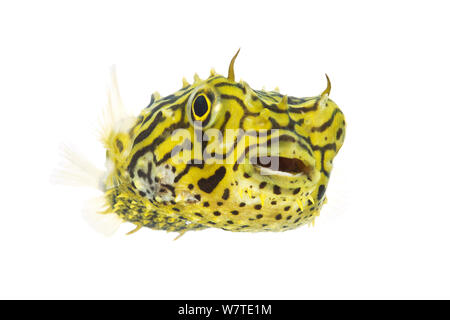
left=151, top=91, right=161, bottom=101
left=182, top=77, right=189, bottom=88
left=278, top=95, right=289, bottom=110
left=193, top=73, right=201, bottom=84
left=319, top=74, right=331, bottom=108
left=227, top=48, right=240, bottom=81
left=321, top=74, right=331, bottom=96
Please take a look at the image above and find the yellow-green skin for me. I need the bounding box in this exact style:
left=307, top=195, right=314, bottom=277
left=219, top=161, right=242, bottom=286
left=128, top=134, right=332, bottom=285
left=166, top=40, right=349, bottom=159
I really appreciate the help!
left=102, top=62, right=345, bottom=236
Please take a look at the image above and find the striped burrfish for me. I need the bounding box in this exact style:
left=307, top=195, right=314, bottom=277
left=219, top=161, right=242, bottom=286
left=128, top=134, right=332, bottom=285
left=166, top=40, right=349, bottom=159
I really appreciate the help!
left=58, top=50, right=346, bottom=238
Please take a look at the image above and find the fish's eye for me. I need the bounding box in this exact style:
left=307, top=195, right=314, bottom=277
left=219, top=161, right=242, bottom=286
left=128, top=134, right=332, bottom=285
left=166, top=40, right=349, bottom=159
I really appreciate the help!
left=191, top=93, right=211, bottom=122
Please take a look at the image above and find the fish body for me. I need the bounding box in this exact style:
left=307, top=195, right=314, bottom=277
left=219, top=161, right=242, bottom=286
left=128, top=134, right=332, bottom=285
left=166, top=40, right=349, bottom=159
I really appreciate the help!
left=96, top=51, right=346, bottom=236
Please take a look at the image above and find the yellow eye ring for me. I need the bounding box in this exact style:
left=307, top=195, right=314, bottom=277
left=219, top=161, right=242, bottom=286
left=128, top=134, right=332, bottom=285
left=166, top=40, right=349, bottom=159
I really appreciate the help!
left=192, top=93, right=211, bottom=122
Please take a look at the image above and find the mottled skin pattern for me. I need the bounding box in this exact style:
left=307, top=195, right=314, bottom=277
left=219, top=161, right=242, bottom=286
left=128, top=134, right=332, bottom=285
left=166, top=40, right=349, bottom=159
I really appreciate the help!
left=101, top=54, right=345, bottom=236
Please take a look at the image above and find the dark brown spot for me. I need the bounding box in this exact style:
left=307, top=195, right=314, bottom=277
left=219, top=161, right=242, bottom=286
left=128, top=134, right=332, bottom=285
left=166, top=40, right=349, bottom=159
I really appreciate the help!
left=198, top=166, right=227, bottom=193
left=222, top=188, right=230, bottom=200
left=273, top=185, right=281, bottom=194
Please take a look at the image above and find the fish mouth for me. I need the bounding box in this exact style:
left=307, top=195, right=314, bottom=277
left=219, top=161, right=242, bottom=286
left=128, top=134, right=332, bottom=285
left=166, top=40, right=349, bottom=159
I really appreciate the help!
left=250, top=156, right=314, bottom=179
left=251, top=156, right=314, bottom=178
left=236, top=132, right=320, bottom=190
left=243, top=140, right=320, bottom=189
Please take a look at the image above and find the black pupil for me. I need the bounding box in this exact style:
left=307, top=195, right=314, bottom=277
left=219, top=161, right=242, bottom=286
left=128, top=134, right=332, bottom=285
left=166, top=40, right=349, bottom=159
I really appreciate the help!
left=194, top=95, right=208, bottom=118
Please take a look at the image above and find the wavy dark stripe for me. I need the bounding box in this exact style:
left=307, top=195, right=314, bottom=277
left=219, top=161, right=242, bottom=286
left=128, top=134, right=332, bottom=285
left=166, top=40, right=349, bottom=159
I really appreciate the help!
left=311, top=108, right=341, bottom=132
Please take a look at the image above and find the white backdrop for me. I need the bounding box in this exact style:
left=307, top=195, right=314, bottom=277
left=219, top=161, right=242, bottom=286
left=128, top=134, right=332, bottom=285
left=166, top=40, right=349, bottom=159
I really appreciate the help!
left=1, top=0, right=449, bottom=299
